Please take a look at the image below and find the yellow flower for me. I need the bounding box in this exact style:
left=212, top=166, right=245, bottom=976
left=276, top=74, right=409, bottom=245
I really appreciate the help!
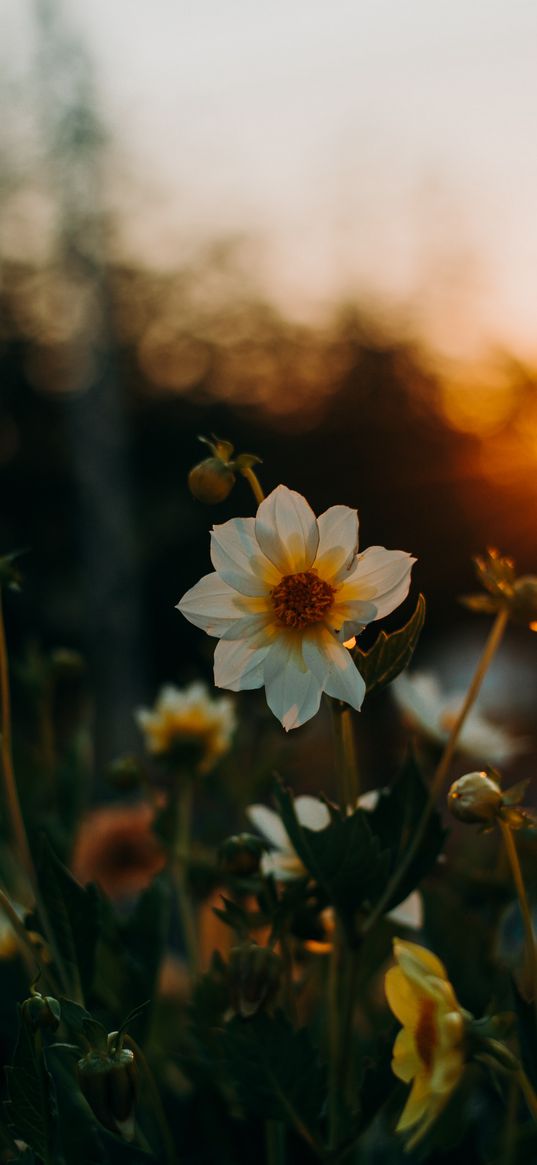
left=135, top=682, right=236, bottom=773
left=178, top=484, right=415, bottom=730
left=385, top=939, right=468, bottom=1150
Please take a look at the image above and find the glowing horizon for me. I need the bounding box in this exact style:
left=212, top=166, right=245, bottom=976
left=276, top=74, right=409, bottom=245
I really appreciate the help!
left=2, top=0, right=537, bottom=362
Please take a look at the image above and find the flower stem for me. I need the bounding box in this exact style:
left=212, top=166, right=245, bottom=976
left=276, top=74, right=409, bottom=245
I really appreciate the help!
left=362, top=607, right=509, bottom=935
left=498, top=817, right=537, bottom=999
left=428, top=606, right=509, bottom=801
left=241, top=466, right=265, bottom=507
left=330, top=701, right=360, bottom=809
left=517, top=1067, right=537, bottom=1124
left=327, top=932, right=341, bottom=1150
left=0, top=591, right=36, bottom=890
left=265, top=1120, right=286, bottom=1165
left=171, top=782, right=199, bottom=977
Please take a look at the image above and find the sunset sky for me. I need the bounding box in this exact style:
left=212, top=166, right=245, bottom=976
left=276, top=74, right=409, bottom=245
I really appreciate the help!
left=3, top=0, right=537, bottom=360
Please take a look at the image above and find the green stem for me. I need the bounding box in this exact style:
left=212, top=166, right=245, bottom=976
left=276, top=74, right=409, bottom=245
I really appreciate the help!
left=241, top=466, right=265, bottom=507
left=362, top=607, right=509, bottom=935
left=171, top=782, right=199, bottom=976
left=517, top=1067, right=537, bottom=1124
left=498, top=817, right=537, bottom=999
left=327, top=922, right=343, bottom=1150
left=330, top=701, right=350, bottom=809
left=265, top=1119, right=286, bottom=1165
left=0, top=594, right=76, bottom=1000
left=0, top=591, right=36, bottom=889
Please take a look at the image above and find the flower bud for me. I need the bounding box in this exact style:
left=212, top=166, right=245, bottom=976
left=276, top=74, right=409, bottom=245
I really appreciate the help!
left=447, top=771, right=503, bottom=824
left=511, top=576, right=537, bottom=625
left=77, top=1047, right=137, bottom=1141
left=188, top=457, right=236, bottom=504
left=22, top=993, right=61, bottom=1032
left=227, top=943, right=283, bottom=1019
left=106, top=755, right=143, bottom=792
left=218, top=833, right=264, bottom=877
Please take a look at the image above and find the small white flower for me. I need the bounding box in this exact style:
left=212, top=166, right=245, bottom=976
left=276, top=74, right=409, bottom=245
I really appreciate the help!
left=135, top=681, right=236, bottom=773
left=178, top=484, right=415, bottom=730
left=246, top=793, right=423, bottom=930
left=393, top=672, right=528, bottom=766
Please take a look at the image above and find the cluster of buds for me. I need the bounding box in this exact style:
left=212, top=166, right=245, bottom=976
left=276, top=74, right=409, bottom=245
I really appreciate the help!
left=447, top=769, right=535, bottom=829
left=77, top=1031, right=138, bottom=1142
left=188, top=435, right=262, bottom=504
left=462, top=548, right=537, bottom=628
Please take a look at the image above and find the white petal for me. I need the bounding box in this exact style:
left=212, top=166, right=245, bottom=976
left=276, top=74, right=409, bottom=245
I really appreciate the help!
left=340, top=546, right=415, bottom=620
left=177, top=573, right=247, bottom=637
left=329, top=601, right=377, bottom=640
left=213, top=638, right=269, bottom=691
left=263, top=634, right=323, bottom=730
left=387, top=891, right=423, bottom=930
left=220, top=611, right=274, bottom=643
left=315, top=505, right=359, bottom=582
left=246, top=804, right=290, bottom=850
left=255, top=485, right=319, bottom=574
left=295, top=795, right=330, bottom=831
left=302, top=629, right=366, bottom=710
left=211, top=517, right=279, bottom=596
left=260, top=850, right=305, bottom=879
left=358, top=789, right=380, bottom=811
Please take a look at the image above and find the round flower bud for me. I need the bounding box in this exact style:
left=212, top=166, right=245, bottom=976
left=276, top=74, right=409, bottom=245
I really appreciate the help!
left=188, top=458, right=236, bottom=504
left=447, top=771, right=503, bottom=824
left=227, top=943, right=283, bottom=1019
left=23, top=993, right=61, bottom=1032
left=512, top=576, right=537, bottom=625
left=218, top=833, right=265, bottom=877
left=106, top=755, right=143, bottom=792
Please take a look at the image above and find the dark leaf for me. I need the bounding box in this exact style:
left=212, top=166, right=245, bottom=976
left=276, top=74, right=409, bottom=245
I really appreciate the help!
left=36, top=835, right=100, bottom=1000
left=273, top=780, right=389, bottom=943
left=223, top=1010, right=326, bottom=1135
left=212, top=896, right=250, bottom=937
left=355, top=593, right=426, bottom=696
left=367, top=751, right=446, bottom=910
left=6, top=1007, right=56, bottom=1161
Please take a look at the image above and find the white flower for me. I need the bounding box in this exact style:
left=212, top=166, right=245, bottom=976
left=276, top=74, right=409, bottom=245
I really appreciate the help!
left=178, top=484, right=415, bottom=730
left=135, top=681, right=236, bottom=773
left=393, top=672, right=528, bottom=766
left=246, top=794, right=423, bottom=929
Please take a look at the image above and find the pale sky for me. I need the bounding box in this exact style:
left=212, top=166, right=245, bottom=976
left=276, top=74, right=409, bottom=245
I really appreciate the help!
left=3, top=0, right=537, bottom=359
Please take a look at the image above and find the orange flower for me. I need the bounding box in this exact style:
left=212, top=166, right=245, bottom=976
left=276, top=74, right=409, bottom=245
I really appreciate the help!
left=71, top=802, right=165, bottom=899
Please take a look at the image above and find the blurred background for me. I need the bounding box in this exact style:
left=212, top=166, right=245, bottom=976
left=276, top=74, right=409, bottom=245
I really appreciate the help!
left=1, top=0, right=536, bottom=787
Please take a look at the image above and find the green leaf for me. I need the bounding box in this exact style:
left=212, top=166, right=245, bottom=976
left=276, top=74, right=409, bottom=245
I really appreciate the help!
left=223, top=1010, right=326, bottom=1135
left=273, top=780, right=389, bottom=943
left=5, top=1007, right=56, bottom=1161
left=35, top=835, right=101, bottom=1000
left=512, top=977, right=537, bottom=1089
left=367, top=751, right=446, bottom=910
left=212, top=896, right=251, bottom=937
left=355, top=593, right=426, bottom=696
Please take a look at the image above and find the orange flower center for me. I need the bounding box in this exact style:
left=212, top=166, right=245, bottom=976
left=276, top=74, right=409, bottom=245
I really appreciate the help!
left=271, top=571, right=335, bottom=630
left=414, top=998, right=438, bottom=1072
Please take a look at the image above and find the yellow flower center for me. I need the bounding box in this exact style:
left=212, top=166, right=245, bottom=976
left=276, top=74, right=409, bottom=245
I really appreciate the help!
left=414, top=998, right=437, bottom=1072
left=271, top=571, right=335, bottom=630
